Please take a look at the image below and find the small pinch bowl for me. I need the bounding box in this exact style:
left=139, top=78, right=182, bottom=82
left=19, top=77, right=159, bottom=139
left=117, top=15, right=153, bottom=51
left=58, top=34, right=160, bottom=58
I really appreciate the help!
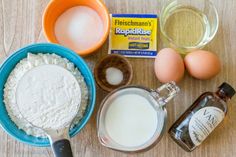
left=0, top=43, right=96, bottom=147
left=94, top=54, right=133, bottom=92
left=43, top=0, right=110, bottom=56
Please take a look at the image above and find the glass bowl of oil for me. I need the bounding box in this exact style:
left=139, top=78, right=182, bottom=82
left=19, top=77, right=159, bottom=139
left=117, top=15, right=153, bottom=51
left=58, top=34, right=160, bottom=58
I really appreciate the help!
left=160, top=0, right=219, bottom=55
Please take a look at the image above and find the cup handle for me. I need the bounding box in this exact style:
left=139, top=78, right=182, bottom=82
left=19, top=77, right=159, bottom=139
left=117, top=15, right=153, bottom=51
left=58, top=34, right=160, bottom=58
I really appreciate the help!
left=151, top=82, right=180, bottom=107
left=52, top=139, right=73, bottom=157
left=47, top=127, right=74, bottom=157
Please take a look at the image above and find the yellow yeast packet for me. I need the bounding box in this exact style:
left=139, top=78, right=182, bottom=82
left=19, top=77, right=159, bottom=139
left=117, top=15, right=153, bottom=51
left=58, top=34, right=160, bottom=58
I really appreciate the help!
left=108, top=14, right=158, bottom=58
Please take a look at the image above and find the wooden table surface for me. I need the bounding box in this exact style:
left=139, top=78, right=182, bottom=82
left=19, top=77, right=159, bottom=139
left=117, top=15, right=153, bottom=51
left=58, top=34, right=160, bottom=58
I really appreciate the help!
left=0, top=0, right=236, bottom=157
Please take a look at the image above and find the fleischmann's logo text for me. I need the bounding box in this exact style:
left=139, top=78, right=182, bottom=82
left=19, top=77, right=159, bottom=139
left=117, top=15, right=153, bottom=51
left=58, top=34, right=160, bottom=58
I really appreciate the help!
left=114, top=19, right=152, bottom=26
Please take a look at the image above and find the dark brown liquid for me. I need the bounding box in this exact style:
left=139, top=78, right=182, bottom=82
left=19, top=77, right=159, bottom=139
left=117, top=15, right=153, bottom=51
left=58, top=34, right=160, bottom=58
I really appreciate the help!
left=169, top=92, right=227, bottom=152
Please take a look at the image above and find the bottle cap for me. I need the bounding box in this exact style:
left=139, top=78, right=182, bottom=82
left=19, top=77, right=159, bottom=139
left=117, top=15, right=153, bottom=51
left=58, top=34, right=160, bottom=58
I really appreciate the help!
left=219, top=82, right=236, bottom=99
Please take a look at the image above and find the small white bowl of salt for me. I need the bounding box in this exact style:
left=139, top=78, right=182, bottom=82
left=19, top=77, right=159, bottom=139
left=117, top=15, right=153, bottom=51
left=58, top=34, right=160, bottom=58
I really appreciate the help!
left=94, top=54, right=133, bottom=92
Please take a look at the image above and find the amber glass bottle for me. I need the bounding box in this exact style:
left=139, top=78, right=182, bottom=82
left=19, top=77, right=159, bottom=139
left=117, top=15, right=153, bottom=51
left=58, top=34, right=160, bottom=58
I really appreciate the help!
left=169, top=83, right=235, bottom=152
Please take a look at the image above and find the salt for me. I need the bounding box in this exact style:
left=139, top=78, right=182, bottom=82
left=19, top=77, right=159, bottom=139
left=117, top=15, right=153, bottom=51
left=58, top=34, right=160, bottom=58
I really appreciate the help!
left=106, top=67, right=124, bottom=85
left=54, top=6, right=104, bottom=52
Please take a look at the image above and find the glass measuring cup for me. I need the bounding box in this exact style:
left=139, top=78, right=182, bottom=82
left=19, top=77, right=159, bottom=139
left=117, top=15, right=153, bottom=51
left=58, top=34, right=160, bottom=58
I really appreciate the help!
left=160, top=0, right=219, bottom=54
left=97, top=82, right=180, bottom=152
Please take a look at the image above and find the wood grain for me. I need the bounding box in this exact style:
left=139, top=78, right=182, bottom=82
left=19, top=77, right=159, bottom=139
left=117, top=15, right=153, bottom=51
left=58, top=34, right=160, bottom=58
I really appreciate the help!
left=0, top=0, right=236, bottom=157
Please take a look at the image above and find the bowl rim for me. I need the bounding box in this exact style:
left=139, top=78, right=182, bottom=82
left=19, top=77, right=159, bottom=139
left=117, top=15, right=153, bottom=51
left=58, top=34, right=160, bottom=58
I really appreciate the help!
left=0, top=43, right=96, bottom=147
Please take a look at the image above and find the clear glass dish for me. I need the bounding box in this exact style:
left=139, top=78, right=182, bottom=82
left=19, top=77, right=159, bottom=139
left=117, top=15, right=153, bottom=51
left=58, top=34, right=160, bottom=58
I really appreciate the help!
left=160, top=0, right=219, bottom=54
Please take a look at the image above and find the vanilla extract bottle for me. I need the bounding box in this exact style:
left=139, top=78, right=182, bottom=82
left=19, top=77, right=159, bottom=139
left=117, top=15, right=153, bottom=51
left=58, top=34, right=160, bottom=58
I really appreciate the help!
left=169, top=83, right=236, bottom=152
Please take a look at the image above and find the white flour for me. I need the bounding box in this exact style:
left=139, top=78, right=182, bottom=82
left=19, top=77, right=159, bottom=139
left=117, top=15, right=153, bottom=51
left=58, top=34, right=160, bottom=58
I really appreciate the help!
left=4, top=53, right=88, bottom=137
left=16, top=65, right=81, bottom=130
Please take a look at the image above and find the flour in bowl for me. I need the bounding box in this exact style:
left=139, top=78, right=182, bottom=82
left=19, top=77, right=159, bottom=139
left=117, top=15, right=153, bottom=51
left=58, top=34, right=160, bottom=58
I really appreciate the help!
left=16, top=64, right=81, bottom=130
left=4, top=53, right=88, bottom=137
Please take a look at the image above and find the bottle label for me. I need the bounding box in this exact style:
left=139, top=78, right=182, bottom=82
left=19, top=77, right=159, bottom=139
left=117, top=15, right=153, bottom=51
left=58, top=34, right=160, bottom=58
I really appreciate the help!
left=189, top=107, right=225, bottom=146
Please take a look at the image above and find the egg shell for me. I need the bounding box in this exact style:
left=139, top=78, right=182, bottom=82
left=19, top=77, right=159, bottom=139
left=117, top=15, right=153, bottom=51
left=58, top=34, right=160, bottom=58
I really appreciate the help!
left=154, top=48, right=185, bottom=83
left=184, top=50, right=221, bottom=80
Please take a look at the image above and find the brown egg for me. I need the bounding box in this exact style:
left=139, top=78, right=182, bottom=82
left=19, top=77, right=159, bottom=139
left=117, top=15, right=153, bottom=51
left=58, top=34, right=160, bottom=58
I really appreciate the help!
left=184, top=50, right=221, bottom=80
left=154, top=48, right=185, bottom=83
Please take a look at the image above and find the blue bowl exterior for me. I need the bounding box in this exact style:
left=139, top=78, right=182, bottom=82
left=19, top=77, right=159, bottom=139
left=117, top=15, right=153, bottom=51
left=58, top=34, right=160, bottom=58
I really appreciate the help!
left=0, top=43, right=96, bottom=147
